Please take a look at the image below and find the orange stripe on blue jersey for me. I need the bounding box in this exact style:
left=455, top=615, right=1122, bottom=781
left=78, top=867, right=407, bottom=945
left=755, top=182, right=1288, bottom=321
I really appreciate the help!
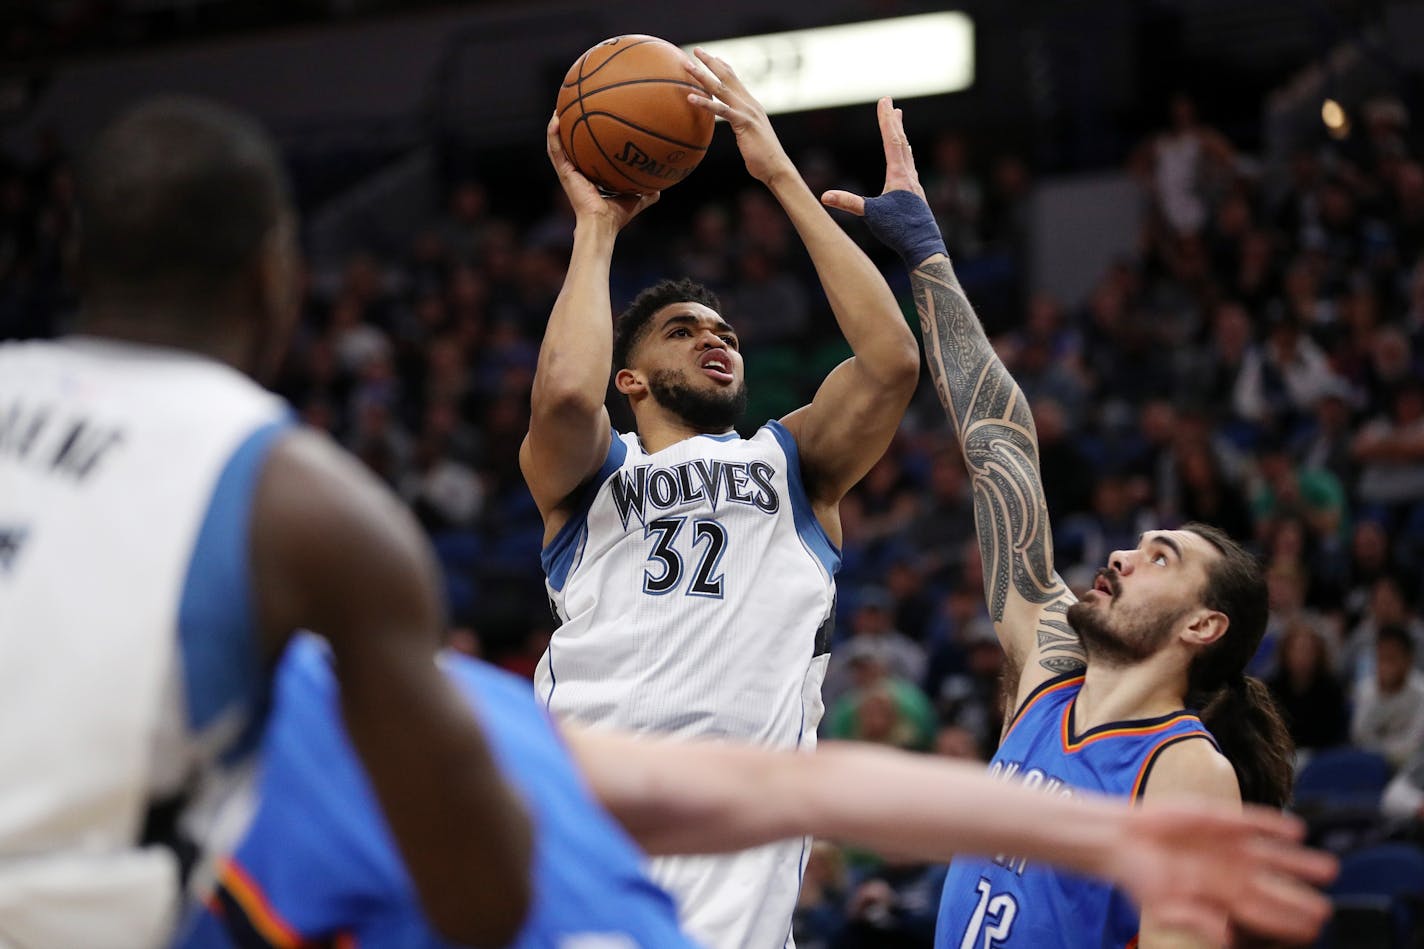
left=216, top=857, right=314, bottom=949
left=1060, top=702, right=1205, bottom=754
left=1002, top=674, right=1085, bottom=743
left=1130, top=732, right=1218, bottom=801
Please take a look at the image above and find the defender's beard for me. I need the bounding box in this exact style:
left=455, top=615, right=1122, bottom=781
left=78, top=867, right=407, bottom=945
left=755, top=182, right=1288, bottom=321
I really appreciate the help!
left=1067, top=597, right=1184, bottom=667
left=648, top=368, right=748, bottom=432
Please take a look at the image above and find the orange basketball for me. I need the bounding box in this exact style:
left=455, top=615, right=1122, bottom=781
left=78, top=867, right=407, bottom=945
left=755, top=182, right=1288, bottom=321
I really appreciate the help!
left=555, top=35, right=715, bottom=195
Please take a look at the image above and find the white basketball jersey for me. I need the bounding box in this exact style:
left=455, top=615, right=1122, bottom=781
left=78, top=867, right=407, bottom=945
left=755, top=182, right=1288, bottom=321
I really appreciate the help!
left=534, top=422, right=839, bottom=949
left=0, top=337, right=289, bottom=947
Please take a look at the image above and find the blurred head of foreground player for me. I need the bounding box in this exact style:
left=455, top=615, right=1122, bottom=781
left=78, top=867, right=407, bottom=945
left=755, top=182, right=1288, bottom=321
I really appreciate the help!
left=76, top=96, right=300, bottom=379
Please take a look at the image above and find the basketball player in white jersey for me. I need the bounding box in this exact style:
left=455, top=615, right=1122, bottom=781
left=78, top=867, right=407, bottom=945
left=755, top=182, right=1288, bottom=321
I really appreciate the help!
left=0, top=97, right=530, bottom=948
left=524, top=49, right=920, bottom=949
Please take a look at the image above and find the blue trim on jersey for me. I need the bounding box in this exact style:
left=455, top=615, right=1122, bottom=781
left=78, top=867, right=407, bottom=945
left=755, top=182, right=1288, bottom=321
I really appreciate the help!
left=698, top=431, right=741, bottom=442
left=541, top=429, right=627, bottom=592
left=764, top=420, right=841, bottom=577
left=177, top=417, right=291, bottom=743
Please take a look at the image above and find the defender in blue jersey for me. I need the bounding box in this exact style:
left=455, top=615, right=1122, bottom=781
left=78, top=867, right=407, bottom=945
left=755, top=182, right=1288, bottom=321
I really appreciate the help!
left=180, top=634, right=1335, bottom=949
left=180, top=636, right=692, bottom=949
left=827, top=101, right=1302, bottom=948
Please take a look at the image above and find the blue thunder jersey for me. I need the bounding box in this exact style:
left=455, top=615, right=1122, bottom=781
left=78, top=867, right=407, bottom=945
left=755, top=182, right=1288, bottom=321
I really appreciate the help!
left=935, top=675, right=1218, bottom=949
left=178, top=635, right=695, bottom=949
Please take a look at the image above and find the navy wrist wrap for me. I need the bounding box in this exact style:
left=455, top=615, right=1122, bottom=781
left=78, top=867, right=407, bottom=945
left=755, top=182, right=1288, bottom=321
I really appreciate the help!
left=862, top=190, right=946, bottom=268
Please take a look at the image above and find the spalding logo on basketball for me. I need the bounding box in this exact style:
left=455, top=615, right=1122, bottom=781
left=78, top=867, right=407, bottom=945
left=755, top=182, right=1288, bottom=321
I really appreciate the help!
left=555, top=34, right=716, bottom=195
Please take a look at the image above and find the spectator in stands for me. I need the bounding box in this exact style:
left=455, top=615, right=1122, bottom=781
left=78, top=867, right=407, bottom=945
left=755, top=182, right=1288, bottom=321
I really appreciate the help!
left=1344, top=576, right=1424, bottom=683
left=1350, top=625, right=1424, bottom=769
left=1293, top=377, right=1359, bottom=489
left=1381, top=745, right=1424, bottom=833
left=1055, top=474, right=1154, bottom=574
left=1267, top=620, right=1348, bottom=753
left=837, top=858, right=945, bottom=949
left=1250, top=437, right=1348, bottom=547
left=1342, top=519, right=1396, bottom=624
left=927, top=619, right=1007, bottom=759
left=907, top=450, right=976, bottom=583
left=791, top=841, right=847, bottom=949
left=1134, top=93, right=1236, bottom=238
left=1353, top=380, right=1424, bottom=522
left=823, top=587, right=926, bottom=711
left=825, top=646, right=935, bottom=752
left=1178, top=300, right=1253, bottom=416
left=1233, top=309, right=1338, bottom=433
left=924, top=131, right=983, bottom=258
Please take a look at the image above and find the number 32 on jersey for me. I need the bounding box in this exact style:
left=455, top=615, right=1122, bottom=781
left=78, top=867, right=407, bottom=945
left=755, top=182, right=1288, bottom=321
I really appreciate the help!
left=641, top=516, right=727, bottom=598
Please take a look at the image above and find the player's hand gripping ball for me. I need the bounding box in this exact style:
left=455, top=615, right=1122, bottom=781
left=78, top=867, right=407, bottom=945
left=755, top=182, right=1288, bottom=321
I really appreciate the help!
left=555, top=35, right=715, bottom=195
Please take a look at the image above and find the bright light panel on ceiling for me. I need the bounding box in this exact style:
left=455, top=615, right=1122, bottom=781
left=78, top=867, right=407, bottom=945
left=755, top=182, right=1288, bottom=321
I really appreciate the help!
left=685, top=12, right=975, bottom=117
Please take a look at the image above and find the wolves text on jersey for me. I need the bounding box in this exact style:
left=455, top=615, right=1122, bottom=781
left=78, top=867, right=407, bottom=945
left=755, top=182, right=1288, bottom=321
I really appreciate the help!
left=986, top=759, right=1076, bottom=875
left=611, top=460, right=780, bottom=529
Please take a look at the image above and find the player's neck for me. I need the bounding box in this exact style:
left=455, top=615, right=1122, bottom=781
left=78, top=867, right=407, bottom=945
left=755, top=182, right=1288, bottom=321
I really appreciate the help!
left=1075, top=657, right=1189, bottom=730
left=77, top=304, right=252, bottom=371
left=633, top=407, right=734, bottom=454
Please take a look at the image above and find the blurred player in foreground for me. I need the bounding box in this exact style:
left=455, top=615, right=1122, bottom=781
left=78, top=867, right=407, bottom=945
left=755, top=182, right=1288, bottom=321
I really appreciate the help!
left=524, top=48, right=919, bottom=948
left=0, top=97, right=529, bottom=947
left=183, top=633, right=1335, bottom=949
left=821, top=99, right=1304, bottom=948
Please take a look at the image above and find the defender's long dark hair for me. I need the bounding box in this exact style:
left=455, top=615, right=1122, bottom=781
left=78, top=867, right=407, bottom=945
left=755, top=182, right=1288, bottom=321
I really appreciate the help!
left=1181, top=522, right=1295, bottom=807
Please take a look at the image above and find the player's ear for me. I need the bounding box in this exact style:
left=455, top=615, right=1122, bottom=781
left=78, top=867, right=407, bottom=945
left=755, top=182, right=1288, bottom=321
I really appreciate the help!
left=250, top=215, right=300, bottom=379
left=614, top=367, right=646, bottom=397
left=1182, top=609, right=1229, bottom=647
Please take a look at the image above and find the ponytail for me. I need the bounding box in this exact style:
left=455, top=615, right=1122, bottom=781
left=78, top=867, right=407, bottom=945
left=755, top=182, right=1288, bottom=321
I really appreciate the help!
left=1193, top=676, right=1295, bottom=807
left=1179, top=523, right=1295, bottom=807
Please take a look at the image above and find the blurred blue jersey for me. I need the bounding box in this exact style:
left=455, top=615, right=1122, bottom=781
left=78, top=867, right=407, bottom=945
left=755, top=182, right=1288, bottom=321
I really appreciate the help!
left=178, top=635, right=695, bottom=949
left=935, top=674, right=1217, bottom=949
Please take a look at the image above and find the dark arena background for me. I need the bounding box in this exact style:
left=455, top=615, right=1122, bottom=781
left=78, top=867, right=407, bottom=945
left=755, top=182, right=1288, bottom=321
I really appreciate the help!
left=3, top=1, right=1423, bottom=945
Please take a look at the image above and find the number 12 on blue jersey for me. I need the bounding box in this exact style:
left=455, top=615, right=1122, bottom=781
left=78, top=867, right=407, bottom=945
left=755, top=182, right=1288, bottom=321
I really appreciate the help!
left=642, top=517, right=728, bottom=598
left=960, top=877, right=1017, bottom=949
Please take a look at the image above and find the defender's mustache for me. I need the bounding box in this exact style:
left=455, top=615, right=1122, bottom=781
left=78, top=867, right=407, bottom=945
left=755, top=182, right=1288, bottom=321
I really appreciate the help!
left=1094, top=568, right=1121, bottom=598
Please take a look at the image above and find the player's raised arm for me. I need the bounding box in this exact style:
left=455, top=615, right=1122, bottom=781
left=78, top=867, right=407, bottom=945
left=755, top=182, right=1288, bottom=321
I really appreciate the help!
left=253, top=429, right=531, bottom=948
left=822, top=100, right=1081, bottom=705
left=522, top=115, right=658, bottom=532
left=685, top=53, right=920, bottom=523
left=562, top=726, right=1335, bottom=947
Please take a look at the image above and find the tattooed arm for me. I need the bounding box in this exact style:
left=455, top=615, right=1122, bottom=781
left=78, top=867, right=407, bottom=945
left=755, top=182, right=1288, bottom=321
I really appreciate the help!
left=912, top=256, right=1083, bottom=694
left=823, top=101, right=1082, bottom=709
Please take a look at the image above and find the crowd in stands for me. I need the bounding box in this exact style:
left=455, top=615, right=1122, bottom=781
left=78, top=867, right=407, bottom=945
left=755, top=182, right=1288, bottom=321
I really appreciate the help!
left=4, top=86, right=1423, bottom=946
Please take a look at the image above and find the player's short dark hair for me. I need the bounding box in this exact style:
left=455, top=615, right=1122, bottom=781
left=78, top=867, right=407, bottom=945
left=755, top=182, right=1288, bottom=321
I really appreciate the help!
left=1378, top=624, right=1415, bottom=656
left=613, top=278, right=722, bottom=371
left=77, top=95, right=292, bottom=307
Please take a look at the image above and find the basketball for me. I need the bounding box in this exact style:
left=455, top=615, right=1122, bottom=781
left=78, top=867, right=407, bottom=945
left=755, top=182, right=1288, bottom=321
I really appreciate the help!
left=555, top=35, right=715, bottom=195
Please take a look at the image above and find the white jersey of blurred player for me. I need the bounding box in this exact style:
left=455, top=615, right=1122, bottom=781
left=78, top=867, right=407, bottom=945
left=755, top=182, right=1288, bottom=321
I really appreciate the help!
left=536, top=422, right=838, bottom=949
left=0, top=338, right=289, bottom=946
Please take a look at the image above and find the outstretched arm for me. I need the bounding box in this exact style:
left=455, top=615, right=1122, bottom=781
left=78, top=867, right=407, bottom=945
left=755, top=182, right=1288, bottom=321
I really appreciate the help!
left=521, top=115, right=658, bottom=539
left=563, top=726, right=1335, bottom=947
left=255, top=429, right=531, bottom=947
left=686, top=55, right=919, bottom=527
left=822, top=101, right=1081, bottom=706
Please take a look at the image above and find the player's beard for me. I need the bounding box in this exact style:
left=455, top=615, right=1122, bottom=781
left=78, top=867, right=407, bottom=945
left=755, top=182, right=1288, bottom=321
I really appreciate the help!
left=648, top=368, right=748, bottom=432
left=1067, top=596, right=1185, bottom=667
